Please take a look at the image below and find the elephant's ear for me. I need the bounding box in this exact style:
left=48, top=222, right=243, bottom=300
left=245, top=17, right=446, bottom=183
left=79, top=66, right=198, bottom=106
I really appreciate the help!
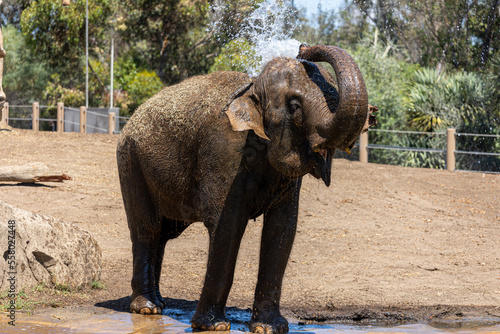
left=225, top=85, right=270, bottom=141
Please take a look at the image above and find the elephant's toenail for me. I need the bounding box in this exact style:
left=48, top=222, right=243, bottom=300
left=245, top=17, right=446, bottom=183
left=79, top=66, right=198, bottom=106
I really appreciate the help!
left=215, top=323, right=229, bottom=331
left=140, top=307, right=151, bottom=314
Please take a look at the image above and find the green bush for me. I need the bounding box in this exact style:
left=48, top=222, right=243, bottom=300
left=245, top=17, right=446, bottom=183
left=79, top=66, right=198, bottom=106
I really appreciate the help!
left=124, top=70, right=164, bottom=114
left=209, top=38, right=259, bottom=73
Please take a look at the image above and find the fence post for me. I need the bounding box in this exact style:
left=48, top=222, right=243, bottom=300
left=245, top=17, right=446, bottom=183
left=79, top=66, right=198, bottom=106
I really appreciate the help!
left=446, top=128, right=456, bottom=171
left=2, top=102, right=8, bottom=125
left=79, top=106, right=87, bottom=133
left=108, top=112, right=116, bottom=134
left=359, top=131, right=369, bottom=163
left=32, top=102, right=39, bottom=131
left=57, top=102, right=64, bottom=133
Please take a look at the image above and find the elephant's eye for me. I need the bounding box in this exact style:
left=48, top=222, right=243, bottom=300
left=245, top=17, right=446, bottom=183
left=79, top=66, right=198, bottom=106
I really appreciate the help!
left=288, top=99, right=301, bottom=114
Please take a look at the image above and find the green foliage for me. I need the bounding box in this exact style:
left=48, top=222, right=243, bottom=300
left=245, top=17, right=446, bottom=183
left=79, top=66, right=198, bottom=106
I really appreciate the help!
left=119, top=0, right=212, bottom=84
left=90, top=280, right=106, bottom=290
left=54, top=283, right=71, bottom=292
left=350, top=36, right=419, bottom=131
left=405, top=68, right=487, bottom=132
left=403, top=67, right=500, bottom=171
left=352, top=0, right=500, bottom=70
left=209, top=38, right=258, bottom=73
left=2, top=25, right=51, bottom=104
left=20, top=0, right=112, bottom=68
left=125, top=70, right=164, bottom=113
left=17, top=0, right=113, bottom=107
left=43, top=74, right=85, bottom=107
left=0, top=0, right=31, bottom=28
left=397, top=135, right=445, bottom=169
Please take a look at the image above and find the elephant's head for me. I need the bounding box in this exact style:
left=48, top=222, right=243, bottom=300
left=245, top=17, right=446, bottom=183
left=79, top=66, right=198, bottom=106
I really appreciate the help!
left=226, top=44, right=375, bottom=186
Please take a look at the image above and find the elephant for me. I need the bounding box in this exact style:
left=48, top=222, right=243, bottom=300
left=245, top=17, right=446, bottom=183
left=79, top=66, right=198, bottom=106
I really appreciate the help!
left=117, top=44, right=376, bottom=333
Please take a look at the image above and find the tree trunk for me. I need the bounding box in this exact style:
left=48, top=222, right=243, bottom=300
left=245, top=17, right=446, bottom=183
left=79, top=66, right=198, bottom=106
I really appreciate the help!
left=480, top=0, right=500, bottom=67
left=0, top=162, right=72, bottom=183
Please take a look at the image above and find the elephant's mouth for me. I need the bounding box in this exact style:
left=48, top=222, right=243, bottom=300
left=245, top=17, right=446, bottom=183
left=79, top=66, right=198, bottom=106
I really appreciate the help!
left=309, top=147, right=333, bottom=187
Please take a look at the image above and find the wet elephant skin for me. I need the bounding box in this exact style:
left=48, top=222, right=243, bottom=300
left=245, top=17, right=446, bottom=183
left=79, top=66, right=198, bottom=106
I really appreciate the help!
left=117, top=45, right=369, bottom=334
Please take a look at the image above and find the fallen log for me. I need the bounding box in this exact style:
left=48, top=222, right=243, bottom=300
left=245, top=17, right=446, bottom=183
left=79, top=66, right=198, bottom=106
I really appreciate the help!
left=0, top=162, right=71, bottom=183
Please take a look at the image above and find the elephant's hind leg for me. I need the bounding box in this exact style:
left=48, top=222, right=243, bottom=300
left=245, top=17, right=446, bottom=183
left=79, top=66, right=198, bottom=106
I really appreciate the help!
left=119, top=158, right=163, bottom=315
left=154, top=218, right=190, bottom=308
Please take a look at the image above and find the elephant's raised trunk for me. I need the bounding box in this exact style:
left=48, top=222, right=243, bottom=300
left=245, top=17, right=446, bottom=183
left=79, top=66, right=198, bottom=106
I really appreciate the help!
left=297, top=44, right=368, bottom=150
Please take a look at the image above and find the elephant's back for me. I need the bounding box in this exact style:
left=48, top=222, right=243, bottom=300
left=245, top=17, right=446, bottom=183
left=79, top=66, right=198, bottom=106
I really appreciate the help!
left=121, top=71, right=252, bottom=141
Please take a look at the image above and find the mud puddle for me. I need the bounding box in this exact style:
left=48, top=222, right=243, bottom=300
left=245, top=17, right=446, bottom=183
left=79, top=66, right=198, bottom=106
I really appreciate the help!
left=1, top=307, right=500, bottom=333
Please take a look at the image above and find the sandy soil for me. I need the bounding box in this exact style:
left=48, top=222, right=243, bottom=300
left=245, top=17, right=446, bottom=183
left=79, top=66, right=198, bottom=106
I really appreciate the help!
left=0, top=129, right=499, bottom=325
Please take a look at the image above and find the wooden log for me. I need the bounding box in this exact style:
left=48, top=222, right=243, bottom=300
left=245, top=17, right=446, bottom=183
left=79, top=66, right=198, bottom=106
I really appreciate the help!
left=0, top=162, right=72, bottom=183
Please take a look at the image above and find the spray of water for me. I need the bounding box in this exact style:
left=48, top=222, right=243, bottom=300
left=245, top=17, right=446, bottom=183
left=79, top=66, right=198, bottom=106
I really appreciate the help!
left=210, top=0, right=302, bottom=77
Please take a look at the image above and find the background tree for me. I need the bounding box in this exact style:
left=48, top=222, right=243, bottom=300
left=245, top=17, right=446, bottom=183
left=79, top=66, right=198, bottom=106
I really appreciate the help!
left=20, top=0, right=112, bottom=68
left=2, top=25, right=50, bottom=104
left=0, top=0, right=31, bottom=28
left=350, top=0, right=500, bottom=70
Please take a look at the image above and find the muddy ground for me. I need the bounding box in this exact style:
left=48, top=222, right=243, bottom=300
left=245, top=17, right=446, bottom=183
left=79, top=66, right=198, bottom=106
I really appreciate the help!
left=0, top=129, right=499, bottom=326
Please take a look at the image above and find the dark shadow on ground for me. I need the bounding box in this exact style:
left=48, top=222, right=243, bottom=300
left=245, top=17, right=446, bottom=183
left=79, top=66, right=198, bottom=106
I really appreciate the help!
left=95, top=296, right=130, bottom=313
left=0, top=182, right=56, bottom=188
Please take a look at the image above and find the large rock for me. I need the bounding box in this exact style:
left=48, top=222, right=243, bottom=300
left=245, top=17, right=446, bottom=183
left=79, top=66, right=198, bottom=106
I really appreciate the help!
left=0, top=201, right=101, bottom=291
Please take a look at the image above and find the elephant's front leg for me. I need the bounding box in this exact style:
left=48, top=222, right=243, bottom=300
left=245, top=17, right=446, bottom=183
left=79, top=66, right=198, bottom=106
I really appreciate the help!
left=191, top=211, right=249, bottom=331
left=249, top=180, right=301, bottom=334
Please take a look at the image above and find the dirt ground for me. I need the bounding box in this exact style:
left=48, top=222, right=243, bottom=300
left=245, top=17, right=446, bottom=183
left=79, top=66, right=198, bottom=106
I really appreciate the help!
left=1, top=129, right=499, bottom=326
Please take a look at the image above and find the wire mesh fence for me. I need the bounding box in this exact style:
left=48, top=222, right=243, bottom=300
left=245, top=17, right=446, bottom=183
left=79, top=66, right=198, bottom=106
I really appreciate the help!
left=38, top=105, right=58, bottom=131
left=63, top=107, right=81, bottom=132
left=7, top=105, right=32, bottom=130
left=454, top=132, right=500, bottom=173
left=85, top=109, right=110, bottom=134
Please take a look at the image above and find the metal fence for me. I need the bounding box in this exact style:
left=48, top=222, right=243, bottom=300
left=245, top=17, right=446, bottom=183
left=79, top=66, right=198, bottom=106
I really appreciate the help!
left=359, top=129, right=500, bottom=174
left=1, top=102, right=126, bottom=134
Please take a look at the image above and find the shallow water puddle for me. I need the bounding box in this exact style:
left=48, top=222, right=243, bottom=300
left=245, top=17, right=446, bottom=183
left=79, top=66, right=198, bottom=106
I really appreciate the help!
left=1, top=311, right=499, bottom=333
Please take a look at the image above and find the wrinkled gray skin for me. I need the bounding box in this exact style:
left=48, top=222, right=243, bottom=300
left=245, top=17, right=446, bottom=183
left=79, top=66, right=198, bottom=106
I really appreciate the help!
left=117, top=46, right=369, bottom=333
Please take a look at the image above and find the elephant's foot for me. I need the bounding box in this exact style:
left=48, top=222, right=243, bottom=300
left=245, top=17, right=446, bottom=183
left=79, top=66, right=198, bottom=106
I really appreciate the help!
left=155, top=290, right=167, bottom=308
left=191, top=306, right=230, bottom=331
left=130, top=294, right=162, bottom=315
left=249, top=311, right=289, bottom=334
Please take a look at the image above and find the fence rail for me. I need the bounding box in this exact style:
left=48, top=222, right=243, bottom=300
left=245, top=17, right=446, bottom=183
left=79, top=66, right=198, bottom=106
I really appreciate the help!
left=367, top=144, right=445, bottom=153
left=455, top=150, right=500, bottom=157
left=456, top=132, right=500, bottom=138
left=8, top=117, right=31, bottom=121
left=370, top=129, right=446, bottom=136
